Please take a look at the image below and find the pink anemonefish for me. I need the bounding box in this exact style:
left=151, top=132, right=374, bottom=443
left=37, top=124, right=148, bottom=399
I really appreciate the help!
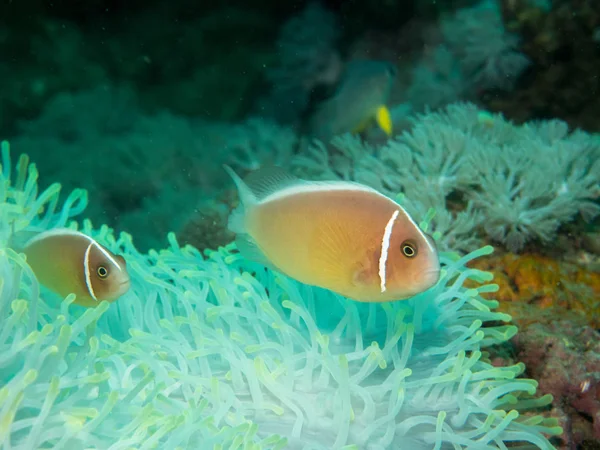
left=225, top=166, right=440, bottom=302
left=22, top=228, right=131, bottom=307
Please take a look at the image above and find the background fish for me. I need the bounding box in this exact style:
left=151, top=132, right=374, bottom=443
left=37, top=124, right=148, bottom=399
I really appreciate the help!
left=226, top=166, right=440, bottom=302
left=304, top=60, right=397, bottom=141
left=22, top=228, right=131, bottom=307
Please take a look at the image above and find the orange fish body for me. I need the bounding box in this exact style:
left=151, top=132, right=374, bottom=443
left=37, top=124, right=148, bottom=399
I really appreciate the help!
left=226, top=167, right=440, bottom=302
left=23, top=229, right=131, bottom=307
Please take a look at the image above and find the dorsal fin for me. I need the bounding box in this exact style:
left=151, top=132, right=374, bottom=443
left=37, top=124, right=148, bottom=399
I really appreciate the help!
left=224, top=165, right=307, bottom=204
left=243, top=166, right=304, bottom=201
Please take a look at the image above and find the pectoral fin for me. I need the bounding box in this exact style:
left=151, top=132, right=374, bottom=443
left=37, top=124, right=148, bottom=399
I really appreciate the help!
left=235, top=234, right=279, bottom=272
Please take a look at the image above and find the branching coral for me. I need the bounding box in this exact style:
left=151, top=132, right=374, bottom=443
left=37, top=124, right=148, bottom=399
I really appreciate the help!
left=0, top=140, right=561, bottom=448
left=382, top=0, right=530, bottom=126
left=292, top=103, right=600, bottom=253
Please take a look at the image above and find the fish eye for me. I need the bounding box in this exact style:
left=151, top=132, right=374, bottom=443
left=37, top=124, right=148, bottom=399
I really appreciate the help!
left=97, top=266, right=109, bottom=278
left=401, top=240, right=417, bottom=258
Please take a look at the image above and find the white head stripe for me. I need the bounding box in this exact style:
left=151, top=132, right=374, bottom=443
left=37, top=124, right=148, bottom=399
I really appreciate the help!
left=93, top=240, right=123, bottom=272
left=83, top=242, right=98, bottom=301
left=379, top=210, right=400, bottom=293
left=402, top=209, right=436, bottom=254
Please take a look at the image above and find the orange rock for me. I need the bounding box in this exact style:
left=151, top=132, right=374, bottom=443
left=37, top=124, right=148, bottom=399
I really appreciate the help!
left=468, top=252, right=600, bottom=329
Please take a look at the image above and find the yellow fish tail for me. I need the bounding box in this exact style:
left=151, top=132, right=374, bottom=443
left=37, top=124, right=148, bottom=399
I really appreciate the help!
left=375, top=105, right=393, bottom=137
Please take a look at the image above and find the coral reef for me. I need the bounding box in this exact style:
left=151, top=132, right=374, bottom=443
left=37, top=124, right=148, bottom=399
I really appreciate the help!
left=468, top=250, right=600, bottom=448
left=0, top=141, right=561, bottom=448
left=468, top=253, right=600, bottom=329
left=343, top=0, right=531, bottom=128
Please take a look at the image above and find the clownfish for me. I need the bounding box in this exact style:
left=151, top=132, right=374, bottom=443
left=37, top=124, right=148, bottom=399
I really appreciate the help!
left=225, top=166, right=440, bottom=302
left=21, top=229, right=130, bottom=307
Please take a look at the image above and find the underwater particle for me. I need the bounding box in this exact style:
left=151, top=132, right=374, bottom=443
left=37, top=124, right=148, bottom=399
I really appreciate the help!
left=22, top=228, right=130, bottom=307
left=224, top=165, right=440, bottom=302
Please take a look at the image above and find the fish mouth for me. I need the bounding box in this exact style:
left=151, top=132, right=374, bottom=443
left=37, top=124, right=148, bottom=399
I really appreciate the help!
left=419, top=267, right=441, bottom=290
left=118, top=280, right=132, bottom=293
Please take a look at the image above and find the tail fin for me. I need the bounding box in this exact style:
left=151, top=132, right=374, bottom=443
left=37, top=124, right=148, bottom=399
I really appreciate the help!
left=223, top=165, right=257, bottom=207
left=223, top=165, right=256, bottom=234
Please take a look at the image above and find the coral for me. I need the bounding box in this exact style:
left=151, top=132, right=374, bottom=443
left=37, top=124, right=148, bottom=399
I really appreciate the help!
left=467, top=250, right=600, bottom=449
left=468, top=252, right=600, bottom=329
left=0, top=140, right=561, bottom=448
left=512, top=320, right=600, bottom=447
left=177, top=192, right=236, bottom=252
left=292, top=103, right=600, bottom=253
left=372, top=0, right=530, bottom=126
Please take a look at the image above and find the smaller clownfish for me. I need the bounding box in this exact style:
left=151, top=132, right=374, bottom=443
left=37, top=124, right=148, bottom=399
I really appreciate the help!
left=225, top=166, right=440, bottom=302
left=21, top=229, right=130, bottom=307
